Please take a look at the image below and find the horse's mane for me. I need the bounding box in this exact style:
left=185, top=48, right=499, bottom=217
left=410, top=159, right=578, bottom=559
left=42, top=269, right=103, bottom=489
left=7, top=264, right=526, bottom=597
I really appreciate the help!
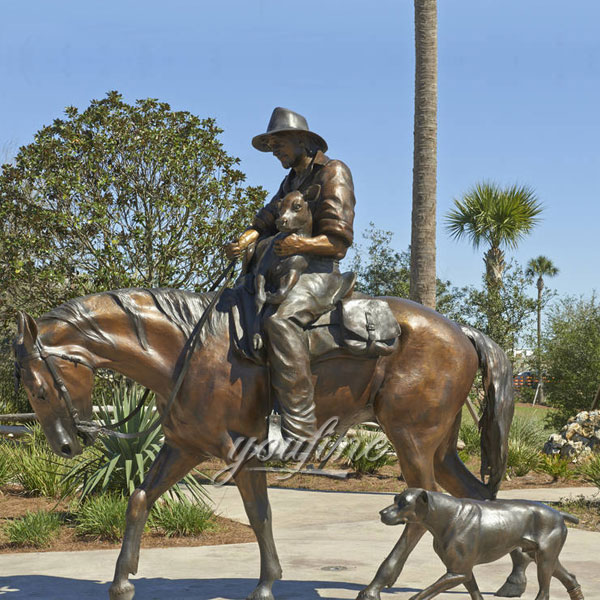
left=38, top=288, right=225, bottom=350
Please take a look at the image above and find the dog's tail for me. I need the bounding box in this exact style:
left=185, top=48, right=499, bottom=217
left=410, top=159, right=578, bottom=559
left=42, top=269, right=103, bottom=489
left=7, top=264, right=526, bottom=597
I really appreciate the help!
left=460, top=325, right=514, bottom=499
left=560, top=511, right=579, bottom=524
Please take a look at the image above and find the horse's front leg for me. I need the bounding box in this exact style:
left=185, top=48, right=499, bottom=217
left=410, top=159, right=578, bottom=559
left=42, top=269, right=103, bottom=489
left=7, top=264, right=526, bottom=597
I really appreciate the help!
left=109, top=444, right=199, bottom=600
left=234, top=459, right=282, bottom=600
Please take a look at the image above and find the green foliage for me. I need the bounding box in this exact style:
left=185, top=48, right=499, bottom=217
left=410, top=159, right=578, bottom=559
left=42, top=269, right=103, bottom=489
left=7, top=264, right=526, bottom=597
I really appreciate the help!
left=506, top=440, right=541, bottom=477
left=456, top=261, right=536, bottom=355
left=75, top=493, right=128, bottom=542
left=150, top=498, right=214, bottom=538
left=0, top=442, right=17, bottom=486
left=5, top=510, right=61, bottom=548
left=543, top=296, right=600, bottom=427
left=342, top=429, right=396, bottom=475
left=0, top=91, right=266, bottom=407
left=508, top=414, right=549, bottom=449
left=536, top=454, right=573, bottom=482
left=576, top=454, right=600, bottom=489
left=8, top=425, right=71, bottom=497
left=350, top=223, right=466, bottom=318
left=63, top=380, right=206, bottom=502
left=458, top=420, right=481, bottom=457
left=446, top=182, right=542, bottom=255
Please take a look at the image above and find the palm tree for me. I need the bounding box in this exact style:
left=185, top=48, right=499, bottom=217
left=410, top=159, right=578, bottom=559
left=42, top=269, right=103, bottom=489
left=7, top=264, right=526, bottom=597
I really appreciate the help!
left=446, top=182, right=543, bottom=290
left=409, top=0, right=438, bottom=309
left=526, top=255, right=559, bottom=404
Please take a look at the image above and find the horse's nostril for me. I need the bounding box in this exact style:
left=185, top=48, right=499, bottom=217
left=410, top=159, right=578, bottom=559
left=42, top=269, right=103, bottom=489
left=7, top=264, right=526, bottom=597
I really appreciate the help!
left=61, top=443, right=72, bottom=456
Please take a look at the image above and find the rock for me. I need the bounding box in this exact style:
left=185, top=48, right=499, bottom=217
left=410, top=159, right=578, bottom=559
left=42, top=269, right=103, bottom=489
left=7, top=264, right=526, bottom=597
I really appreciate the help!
left=544, top=410, right=600, bottom=462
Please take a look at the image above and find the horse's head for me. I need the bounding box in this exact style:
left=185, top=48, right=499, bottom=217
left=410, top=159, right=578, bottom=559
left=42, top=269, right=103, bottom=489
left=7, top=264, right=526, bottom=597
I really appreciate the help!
left=13, top=311, right=96, bottom=458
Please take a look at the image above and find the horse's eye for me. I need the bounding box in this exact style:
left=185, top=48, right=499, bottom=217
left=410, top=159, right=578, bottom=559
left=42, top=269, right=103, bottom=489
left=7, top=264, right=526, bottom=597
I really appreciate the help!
left=293, top=204, right=301, bottom=211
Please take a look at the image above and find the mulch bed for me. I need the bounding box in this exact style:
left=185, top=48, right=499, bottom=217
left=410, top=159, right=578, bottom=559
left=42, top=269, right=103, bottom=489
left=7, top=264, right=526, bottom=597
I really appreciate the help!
left=0, top=485, right=255, bottom=554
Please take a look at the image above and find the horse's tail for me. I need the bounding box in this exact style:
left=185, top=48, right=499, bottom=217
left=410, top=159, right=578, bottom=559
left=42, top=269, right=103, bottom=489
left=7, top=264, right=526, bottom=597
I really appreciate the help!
left=459, top=324, right=514, bottom=498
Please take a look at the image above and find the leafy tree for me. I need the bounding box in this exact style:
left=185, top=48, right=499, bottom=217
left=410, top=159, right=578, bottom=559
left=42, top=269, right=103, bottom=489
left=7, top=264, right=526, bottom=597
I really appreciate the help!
left=351, top=223, right=464, bottom=319
left=410, top=0, right=438, bottom=309
left=543, top=296, right=600, bottom=427
left=526, top=255, right=559, bottom=404
left=455, top=261, right=536, bottom=356
left=0, top=91, right=266, bottom=409
left=446, top=182, right=542, bottom=289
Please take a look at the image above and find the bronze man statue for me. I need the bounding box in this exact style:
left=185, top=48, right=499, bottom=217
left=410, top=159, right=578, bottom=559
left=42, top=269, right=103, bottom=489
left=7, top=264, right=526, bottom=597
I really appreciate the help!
left=226, top=107, right=355, bottom=452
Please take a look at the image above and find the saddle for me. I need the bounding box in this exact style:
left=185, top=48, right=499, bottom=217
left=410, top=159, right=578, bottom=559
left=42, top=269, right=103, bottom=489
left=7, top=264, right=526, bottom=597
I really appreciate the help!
left=221, top=272, right=401, bottom=365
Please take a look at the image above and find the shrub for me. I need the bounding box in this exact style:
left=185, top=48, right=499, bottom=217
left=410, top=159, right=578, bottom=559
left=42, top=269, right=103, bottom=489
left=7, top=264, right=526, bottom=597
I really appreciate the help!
left=459, top=420, right=481, bottom=457
left=536, top=454, right=573, bottom=482
left=5, top=510, right=61, bottom=548
left=75, top=493, right=128, bottom=542
left=506, top=440, right=541, bottom=477
left=63, top=380, right=206, bottom=503
left=9, top=425, right=71, bottom=497
left=342, top=429, right=396, bottom=475
left=576, top=454, right=600, bottom=489
left=508, top=415, right=548, bottom=449
left=0, top=442, right=17, bottom=487
left=150, top=498, right=214, bottom=537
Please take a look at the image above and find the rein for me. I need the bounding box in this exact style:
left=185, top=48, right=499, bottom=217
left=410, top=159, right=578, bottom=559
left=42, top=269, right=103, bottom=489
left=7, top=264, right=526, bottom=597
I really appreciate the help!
left=19, top=260, right=237, bottom=441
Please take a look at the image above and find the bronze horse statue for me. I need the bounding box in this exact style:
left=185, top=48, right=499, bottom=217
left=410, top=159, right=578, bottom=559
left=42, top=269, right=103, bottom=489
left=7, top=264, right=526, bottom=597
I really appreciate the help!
left=13, top=287, right=528, bottom=600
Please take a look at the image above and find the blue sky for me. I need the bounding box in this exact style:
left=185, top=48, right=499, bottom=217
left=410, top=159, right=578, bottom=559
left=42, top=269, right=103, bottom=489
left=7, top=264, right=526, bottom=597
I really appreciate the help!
left=1, top=0, right=598, bottom=299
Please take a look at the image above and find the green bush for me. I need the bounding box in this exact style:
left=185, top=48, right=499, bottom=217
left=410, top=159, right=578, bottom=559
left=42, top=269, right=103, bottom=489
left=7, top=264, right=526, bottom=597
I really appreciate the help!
left=536, top=454, right=573, bottom=482
left=508, top=415, right=548, bottom=449
left=506, top=440, right=541, bottom=477
left=0, top=442, right=17, bottom=486
left=8, top=426, right=71, bottom=497
left=576, top=454, right=600, bottom=489
left=342, top=429, right=396, bottom=475
left=75, top=493, right=128, bottom=542
left=459, top=420, right=481, bottom=457
left=5, top=510, right=61, bottom=548
left=63, top=380, right=206, bottom=503
left=150, top=498, right=214, bottom=537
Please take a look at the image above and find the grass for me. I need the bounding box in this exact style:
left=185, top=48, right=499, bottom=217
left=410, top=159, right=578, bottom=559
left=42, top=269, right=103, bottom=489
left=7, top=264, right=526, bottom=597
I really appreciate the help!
left=6, top=426, right=71, bottom=498
left=535, top=454, right=573, bottom=482
left=4, top=510, right=61, bottom=548
left=150, top=499, right=215, bottom=537
left=0, top=442, right=17, bottom=487
left=342, top=429, right=396, bottom=475
left=576, top=454, right=600, bottom=489
left=506, top=439, right=541, bottom=477
left=75, top=494, right=128, bottom=542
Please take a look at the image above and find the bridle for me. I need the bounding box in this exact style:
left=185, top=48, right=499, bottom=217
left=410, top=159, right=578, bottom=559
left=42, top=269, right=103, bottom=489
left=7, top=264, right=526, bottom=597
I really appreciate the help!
left=15, top=338, right=101, bottom=441
left=15, top=259, right=237, bottom=442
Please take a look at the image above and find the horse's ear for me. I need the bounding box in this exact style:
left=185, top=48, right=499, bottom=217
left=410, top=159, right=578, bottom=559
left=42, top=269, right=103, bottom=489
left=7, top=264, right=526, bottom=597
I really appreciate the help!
left=17, top=311, right=38, bottom=350
left=304, top=184, right=321, bottom=204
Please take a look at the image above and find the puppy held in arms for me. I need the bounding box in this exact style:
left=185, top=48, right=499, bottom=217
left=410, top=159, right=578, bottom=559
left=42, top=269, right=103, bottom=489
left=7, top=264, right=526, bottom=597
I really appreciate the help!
left=252, top=184, right=320, bottom=350
left=380, top=488, right=583, bottom=600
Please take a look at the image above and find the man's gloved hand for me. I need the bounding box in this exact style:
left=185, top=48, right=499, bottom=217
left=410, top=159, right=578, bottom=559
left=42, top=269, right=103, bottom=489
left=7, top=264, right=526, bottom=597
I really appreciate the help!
left=225, top=229, right=260, bottom=260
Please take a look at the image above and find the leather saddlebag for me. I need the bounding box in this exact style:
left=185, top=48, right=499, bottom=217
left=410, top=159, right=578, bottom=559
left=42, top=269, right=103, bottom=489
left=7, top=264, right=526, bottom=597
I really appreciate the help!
left=339, top=298, right=401, bottom=357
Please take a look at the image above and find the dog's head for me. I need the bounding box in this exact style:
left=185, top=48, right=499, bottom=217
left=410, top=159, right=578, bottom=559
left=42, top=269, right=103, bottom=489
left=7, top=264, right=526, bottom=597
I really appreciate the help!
left=275, top=185, right=319, bottom=234
left=380, top=488, right=430, bottom=526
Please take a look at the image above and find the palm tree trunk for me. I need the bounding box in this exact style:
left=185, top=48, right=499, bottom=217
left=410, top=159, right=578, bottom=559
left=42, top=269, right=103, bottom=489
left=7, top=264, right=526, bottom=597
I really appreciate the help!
left=537, top=277, right=544, bottom=404
left=410, top=0, right=438, bottom=309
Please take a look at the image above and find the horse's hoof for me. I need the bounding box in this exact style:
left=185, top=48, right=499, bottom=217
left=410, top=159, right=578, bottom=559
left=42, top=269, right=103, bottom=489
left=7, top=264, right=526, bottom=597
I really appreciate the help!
left=109, top=581, right=135, bottom=600
left=356, top=589, right=381, bottom=600
left=246, top=583, right=275, bottom=600
left=495, top=579, right=526, bottom=598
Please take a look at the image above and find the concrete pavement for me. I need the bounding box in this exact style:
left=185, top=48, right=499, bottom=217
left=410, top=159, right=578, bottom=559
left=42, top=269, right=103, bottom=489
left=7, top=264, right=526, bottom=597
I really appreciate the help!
left=0, top=484, right=598, bottom=599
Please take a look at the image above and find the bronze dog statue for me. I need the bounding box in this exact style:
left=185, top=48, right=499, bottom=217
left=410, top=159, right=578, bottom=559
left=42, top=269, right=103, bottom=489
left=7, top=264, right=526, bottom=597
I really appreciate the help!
left=380, top=488, right=583, bottom=600
left=252, top=184, right=320, bottom=350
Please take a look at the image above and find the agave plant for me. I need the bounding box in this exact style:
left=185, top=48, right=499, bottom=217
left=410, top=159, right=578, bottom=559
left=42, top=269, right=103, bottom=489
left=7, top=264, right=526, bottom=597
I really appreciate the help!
left=63, top=379, right=207, bottom=503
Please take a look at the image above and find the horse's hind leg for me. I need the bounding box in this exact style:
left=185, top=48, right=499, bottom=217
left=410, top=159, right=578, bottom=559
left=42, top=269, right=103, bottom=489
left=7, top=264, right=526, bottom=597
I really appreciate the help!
left=357, top=425, right=438, bottom=600
left=109, top=444, right=200, bottom=600
left=234, top=459, right=282, bottom=600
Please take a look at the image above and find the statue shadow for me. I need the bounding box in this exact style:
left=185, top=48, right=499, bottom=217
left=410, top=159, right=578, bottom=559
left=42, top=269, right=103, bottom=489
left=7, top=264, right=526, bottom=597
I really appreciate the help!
left=0, top=575, right=428, bottom=599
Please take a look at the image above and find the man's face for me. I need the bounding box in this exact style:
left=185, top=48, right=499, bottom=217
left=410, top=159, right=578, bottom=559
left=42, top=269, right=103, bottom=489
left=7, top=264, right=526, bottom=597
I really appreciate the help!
left=269, top=135, right=306, bottom=169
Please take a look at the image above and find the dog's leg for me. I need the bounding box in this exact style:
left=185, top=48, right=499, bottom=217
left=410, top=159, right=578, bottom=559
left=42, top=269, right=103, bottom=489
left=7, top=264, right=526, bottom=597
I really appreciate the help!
left=495, top=549, right=532, bottom=597
left=464, top=573, right=484, bottom=600
left=553, top=561, right=583, bottom=600
left=409, top=571, right=468, bottom=600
